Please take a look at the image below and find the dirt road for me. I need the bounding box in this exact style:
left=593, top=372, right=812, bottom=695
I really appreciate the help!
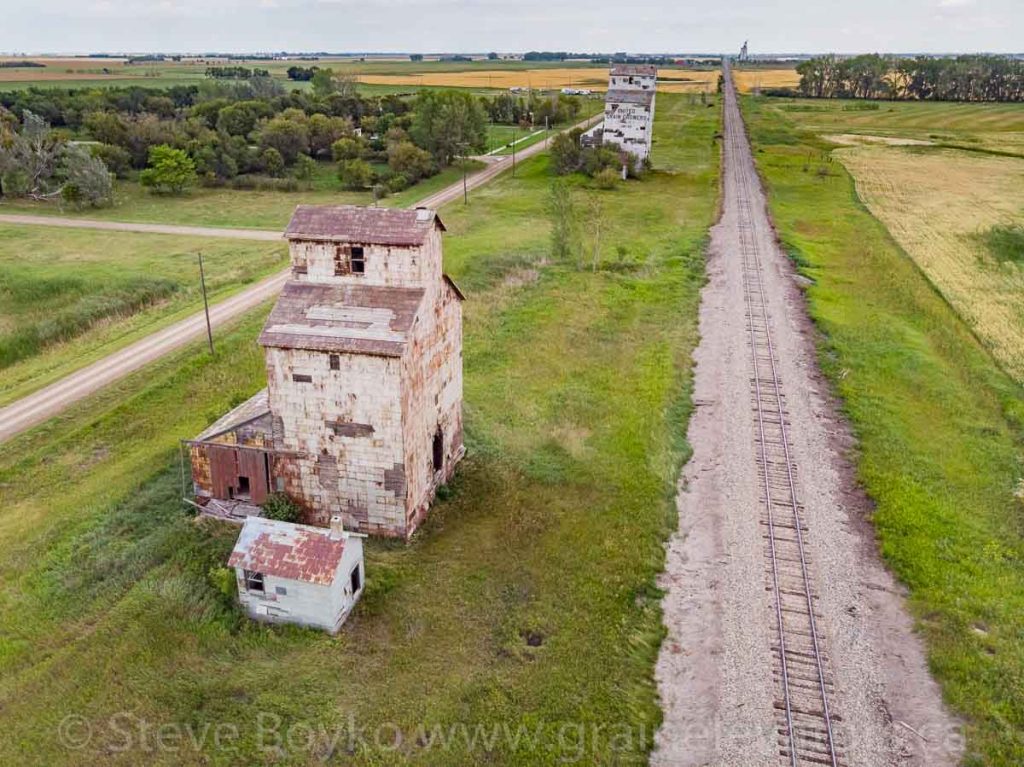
left=0, top=214, right=283, bottom=240
left=0, top=115, right=599, bottom=444
left=652, top=64, right=961, bottom=766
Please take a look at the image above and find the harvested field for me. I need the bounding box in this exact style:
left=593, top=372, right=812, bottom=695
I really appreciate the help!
left=732, top=68, right=800, bottom=93
left=836, top=145, right=1024, bottom=382
left=824, top=133, right=934, bottom=146
left=358, top=67, right=719, bottom=92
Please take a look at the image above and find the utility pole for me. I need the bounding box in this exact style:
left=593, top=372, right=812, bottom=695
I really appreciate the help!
left=461, top=144, right=468, bottom=204
left=198, top=252, right=214, bottom=356
left=512, top=126, right=517, bottom=177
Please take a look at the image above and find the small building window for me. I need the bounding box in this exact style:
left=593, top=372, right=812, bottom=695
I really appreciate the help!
left=350, top=564, right=362, bottom=593
left=432, top=429, right=444, bottom=472
left=334, top=246, right=349, bottom=276
left=351, top=246, right=365, bottom=274
left=292, top=373, right=312, bottom=383
left=329, top=354, right=340, bottom=370
left=275, top=585, right=288, bottom=596
left=244, top=570, right=265, bottom=593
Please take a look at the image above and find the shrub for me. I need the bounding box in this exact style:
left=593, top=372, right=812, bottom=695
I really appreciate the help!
left=90, top=143, right=132, bottom=179
left=387, top=141, right=433, bottom=183
left=291, top=153, right=316, bottom=181
left=260, top=147, right=285, bottom=177
left=261, top=493, right=302, bottom=523
left=550, top=129, right=583, bottom=175
left=593, top=167, right=619, bottom=190
left=386, top=173, right=409, bottom=193
left=331, top=136, right=362, bottom=162
left=337, top=158, right=374, bottom=190
left=208, top=567, right=237, bottom=600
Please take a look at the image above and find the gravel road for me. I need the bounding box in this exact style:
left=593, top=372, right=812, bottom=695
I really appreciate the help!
left=0, top=115, right=600, bottom=444
left=652, top=65, right=962, bottom=767
left=0, top=214, right=283, bottom=240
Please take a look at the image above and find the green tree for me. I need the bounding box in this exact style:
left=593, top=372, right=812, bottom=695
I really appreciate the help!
left=331, top=136, right=362, bottom=162
left=387, top=140, right=433, bottom=183
left=90, top=143, right=132, bottom=178
left=409, top=90, right=487, bottom=166
left=0, top=110, right=64, bottom=199
left=308, top=113, right=352, bottom=158
left=292, top=153, right=316, bottom=181
left=258, top=114, right=309, bottom=164
left=337, top=158, right=374, bottom=190
left=261, top=147, right=285, bottom=177
left=216, top=103, right=257, bottom=137
left=311, top=68, right=357, bottom=99
left=60, top=144, right=114, bottom=208
left=548, top=179, right=579, bottom=262
left=550, top=129, right=583, bottom=175
left=139, top=144, right=197, bottom=194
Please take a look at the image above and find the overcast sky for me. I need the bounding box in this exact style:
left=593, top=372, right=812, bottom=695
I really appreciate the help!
left=3, top=0, right=1022, bottom=55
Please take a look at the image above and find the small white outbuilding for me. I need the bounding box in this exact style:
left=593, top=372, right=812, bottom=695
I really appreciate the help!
left=227, top=515, right=365, bottom=634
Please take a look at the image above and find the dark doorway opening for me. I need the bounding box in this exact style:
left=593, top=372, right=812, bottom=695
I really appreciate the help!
left=432, top=430, right=444, bottom=472
left=350, top=565, right=362, bottom=593
left=237, top=476, right=251, bottom=498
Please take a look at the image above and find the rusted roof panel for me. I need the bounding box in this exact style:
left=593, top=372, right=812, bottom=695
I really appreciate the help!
left=606, top=89, right=656, bottom=106
left=610, top=64, right=658, bottom=76
left=228, top=517, right=347, bottom=585
left=285, top=204, right=446, bottom=246
left=259, top=281, right=424, bottom=357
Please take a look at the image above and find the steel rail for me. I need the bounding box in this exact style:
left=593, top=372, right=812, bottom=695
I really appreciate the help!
left=723, top=61, right=839, bottom=767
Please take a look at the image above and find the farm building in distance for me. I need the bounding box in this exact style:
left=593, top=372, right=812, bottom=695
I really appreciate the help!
left=187, top=204, right=465, bottom=540
left=228, top=514, right=365, bottom=633
left=581, top=64, right=657, bottom=172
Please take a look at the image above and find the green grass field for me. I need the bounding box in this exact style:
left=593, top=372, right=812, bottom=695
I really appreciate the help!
left=0, top=162, right=473, bottom=230
left=743, top=95, right=1024, bottom=766
left=761, top=96, right=1024, bottom=154
left=0, top=92, right=719, bottom=764
left=0, top=226, right=286, bottom=405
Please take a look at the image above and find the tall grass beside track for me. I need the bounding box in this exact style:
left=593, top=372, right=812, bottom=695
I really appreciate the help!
left=743, top=95, right=1024, bottom=766
left=0, top=93, right=719, bottom=764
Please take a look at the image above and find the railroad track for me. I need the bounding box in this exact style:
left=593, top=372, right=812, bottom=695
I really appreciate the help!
left=722, top=62, right=843, bottom=767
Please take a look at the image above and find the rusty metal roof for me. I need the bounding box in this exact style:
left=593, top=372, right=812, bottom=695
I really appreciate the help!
left=259, top=280, right=424, bottom=357
left=228, top=517, right=347, bottom=585
left=285, top=205, right=446, bottom=246
left=606, top=89, right=656, bottom=106
left=610, top=64, right=658, bottom=76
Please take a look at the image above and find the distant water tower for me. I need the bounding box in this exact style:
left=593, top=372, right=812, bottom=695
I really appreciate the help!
left=739, top=40, right=749, bottom=63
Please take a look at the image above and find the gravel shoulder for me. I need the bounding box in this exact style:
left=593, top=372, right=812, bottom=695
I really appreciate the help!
left=653, top=69, right=962, bottom=767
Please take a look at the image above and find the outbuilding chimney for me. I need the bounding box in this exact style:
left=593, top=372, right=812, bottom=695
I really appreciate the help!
left=329, top=515, right=346, bottom=539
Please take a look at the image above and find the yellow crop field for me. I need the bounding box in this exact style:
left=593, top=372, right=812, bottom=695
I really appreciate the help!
left=358, top=67, right=719, bottom=92
left=837, top=145, right=1024, bottom=381
left=732, top=68, right=800, bottom=93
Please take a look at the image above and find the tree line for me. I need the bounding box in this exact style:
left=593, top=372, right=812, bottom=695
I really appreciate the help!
left=794, top=54, right=1024, bottom=102
left=0, top=74, right=526, bottom=204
